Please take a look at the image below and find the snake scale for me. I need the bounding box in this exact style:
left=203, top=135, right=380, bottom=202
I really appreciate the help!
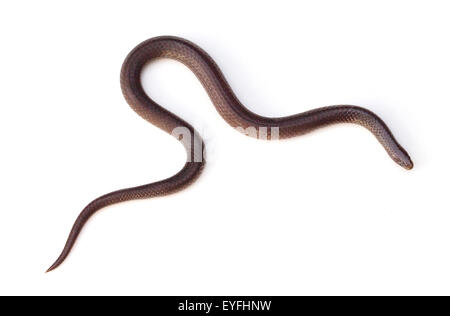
left=47, top=36, right=413, bottom=272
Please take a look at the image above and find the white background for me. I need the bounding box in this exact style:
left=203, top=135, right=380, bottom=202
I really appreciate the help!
left=0, top=0, right=449, bottom=295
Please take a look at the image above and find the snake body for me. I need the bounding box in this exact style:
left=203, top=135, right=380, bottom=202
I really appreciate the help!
left=47, top=36, right=413, bottom=272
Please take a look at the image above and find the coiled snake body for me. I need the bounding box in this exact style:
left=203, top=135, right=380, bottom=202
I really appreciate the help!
left=47, top=36, right=413, bottom=272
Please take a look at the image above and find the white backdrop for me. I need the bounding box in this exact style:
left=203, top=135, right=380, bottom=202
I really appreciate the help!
left=0, top=0, right=449, bottom=295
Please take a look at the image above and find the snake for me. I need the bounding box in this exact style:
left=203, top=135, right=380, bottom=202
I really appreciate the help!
left=47, top=36, right=413, bottom=272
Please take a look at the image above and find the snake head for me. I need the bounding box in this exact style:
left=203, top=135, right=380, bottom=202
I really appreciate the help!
left=392, top=149, right=414, bottom=170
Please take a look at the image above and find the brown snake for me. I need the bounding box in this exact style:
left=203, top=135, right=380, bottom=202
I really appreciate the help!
left=47, top=36, right=413, bottom=272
